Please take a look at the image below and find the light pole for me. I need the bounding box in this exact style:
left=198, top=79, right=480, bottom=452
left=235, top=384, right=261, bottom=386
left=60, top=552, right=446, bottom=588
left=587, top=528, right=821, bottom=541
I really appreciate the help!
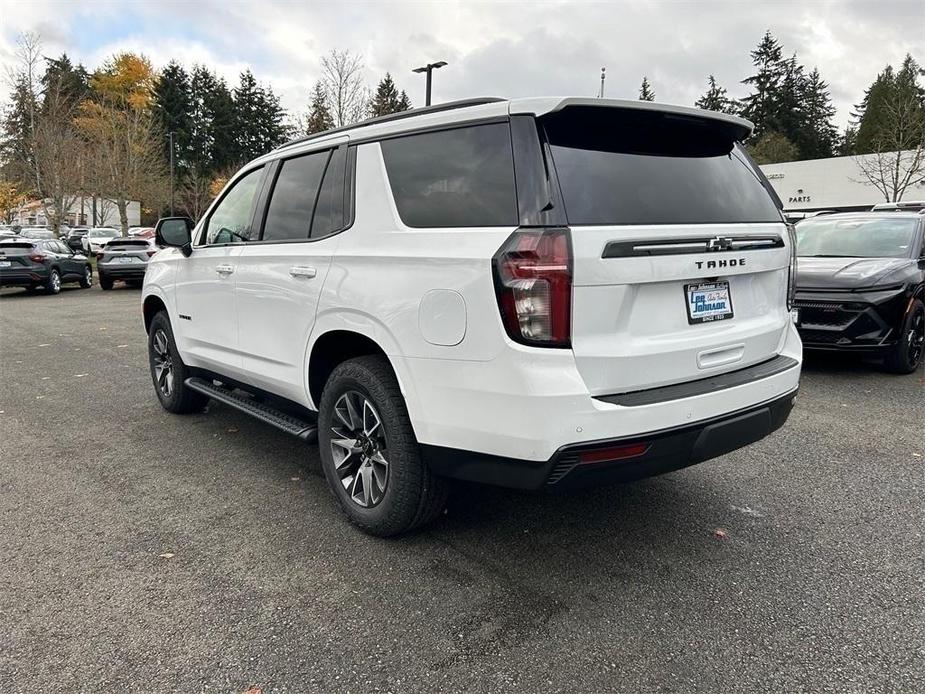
left=412, top=61, right=447, bottom=106
left=168, top=131, right=175, bottom=217
left=599, top=67, right=606, bottom=98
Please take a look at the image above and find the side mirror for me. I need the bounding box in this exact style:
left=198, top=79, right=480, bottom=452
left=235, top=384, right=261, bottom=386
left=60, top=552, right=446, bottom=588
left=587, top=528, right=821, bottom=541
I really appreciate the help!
left=155, top=217, right=194, bottom=257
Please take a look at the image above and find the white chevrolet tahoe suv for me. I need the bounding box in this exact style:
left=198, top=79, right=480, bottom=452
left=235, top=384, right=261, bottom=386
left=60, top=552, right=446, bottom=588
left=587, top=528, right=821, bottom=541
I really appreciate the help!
left=143, top=97, right=802, bottom=536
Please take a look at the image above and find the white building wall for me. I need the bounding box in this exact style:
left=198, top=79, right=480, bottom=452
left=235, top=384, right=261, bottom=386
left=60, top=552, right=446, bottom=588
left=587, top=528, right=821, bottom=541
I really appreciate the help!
left=14, top=197, right=141, bottom=227
left=759, top=152, right=925, bottom=212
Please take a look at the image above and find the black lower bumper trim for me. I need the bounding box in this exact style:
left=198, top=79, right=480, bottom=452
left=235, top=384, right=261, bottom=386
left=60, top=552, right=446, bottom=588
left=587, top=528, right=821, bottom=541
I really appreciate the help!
left=421, top=389, right=798, bottom=491
left=595, top=354, right=798, bottom=407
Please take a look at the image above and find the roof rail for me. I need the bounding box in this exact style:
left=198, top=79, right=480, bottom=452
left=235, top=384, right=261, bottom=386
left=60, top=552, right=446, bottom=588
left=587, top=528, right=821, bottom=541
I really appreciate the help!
left=275, top=97, right=506, bottom=152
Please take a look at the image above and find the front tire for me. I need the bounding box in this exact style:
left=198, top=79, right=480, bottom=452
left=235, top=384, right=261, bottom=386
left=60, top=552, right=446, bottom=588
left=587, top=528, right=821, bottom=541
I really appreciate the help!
left=885, top=299, right=924, bottom=374
left=317, top=355, right=448, bottom=536
left=147, top=311, right=209, bottom=414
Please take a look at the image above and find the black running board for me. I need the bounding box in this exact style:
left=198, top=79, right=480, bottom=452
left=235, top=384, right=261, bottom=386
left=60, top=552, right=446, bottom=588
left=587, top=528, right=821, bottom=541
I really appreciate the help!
left=184, top=377, right=317, bottom=442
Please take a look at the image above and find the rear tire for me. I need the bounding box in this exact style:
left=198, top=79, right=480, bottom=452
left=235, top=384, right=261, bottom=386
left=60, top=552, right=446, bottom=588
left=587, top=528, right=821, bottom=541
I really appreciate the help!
left=885, top=299, right=924, bottom=374
left=147, top=311, right=209, bottom=414
left=79, top=266, right=92, bottom=288
left=45, top=269, right=61, bottom=295
left=317, top=355, right=448, bottom=536
left=99, top=273, right=113, bottom=290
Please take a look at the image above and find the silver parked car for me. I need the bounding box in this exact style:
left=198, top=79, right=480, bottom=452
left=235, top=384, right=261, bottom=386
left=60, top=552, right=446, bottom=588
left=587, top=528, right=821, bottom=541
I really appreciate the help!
left=97, top=237, right=158, bottom=289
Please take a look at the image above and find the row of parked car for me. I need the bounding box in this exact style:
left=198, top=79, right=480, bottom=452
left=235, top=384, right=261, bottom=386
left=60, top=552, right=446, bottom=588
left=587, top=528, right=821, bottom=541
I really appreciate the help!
left=0, top=225, right=159, bottom=294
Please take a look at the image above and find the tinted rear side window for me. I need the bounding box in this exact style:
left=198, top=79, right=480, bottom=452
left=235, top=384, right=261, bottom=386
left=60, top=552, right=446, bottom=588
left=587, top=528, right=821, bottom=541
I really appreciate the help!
left=311, top=146, right=347, bottom=238
left=381, top=123, right=518, bottom=228
left=543, top=107, right=781, bottom=225
left=263, top=150, right=330, bottom=241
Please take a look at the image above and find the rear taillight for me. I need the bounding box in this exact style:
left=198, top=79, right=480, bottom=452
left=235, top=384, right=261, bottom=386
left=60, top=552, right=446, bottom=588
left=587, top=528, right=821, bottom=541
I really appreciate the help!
left=28, top=252, right=45, bottom=263
left=493, top=227, right=572, bottom=347
left=786, top=223, right=797, bottom=309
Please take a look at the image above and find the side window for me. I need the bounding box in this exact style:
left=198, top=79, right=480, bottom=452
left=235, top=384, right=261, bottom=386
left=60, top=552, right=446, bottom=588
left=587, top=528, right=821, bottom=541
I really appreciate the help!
left=380, top=122, right=518, bottom=228
left=204, top=167, right=264, bottom=245
left=311, top=146, right=347, bottom=238
left=262, top=150, right=330, bottom=242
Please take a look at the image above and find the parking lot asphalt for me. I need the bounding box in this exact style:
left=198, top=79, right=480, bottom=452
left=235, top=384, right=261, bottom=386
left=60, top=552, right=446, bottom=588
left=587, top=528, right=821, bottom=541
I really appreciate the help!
left=0, top=282, right=922, bottom=694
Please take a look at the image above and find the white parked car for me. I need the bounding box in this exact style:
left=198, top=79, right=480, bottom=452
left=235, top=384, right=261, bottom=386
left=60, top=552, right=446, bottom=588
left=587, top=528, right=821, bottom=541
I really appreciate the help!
left=142, top=97, right=802, bottom=536
left=82, top=227, right=119, bottom=254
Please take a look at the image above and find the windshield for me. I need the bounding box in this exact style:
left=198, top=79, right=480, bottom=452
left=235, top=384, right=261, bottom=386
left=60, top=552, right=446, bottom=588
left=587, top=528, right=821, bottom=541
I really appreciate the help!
left=88, top=229, right=115, bottom=238
left=796, top=217, right=918, bottom=258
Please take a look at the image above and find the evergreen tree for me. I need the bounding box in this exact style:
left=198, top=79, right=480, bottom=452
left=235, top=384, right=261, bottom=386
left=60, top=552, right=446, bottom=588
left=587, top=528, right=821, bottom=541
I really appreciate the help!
left=638, top=76, right=655, bottom=101
left=232, top=70, right=286, bottom=162
left=799, top=67, right=838, bottom=159
left=233, top=69, right=263, bottom=162
left=0, top=75, right=38, bottom=187
left=852, top=65, right=895, bottom=154
left=852, top=56, right=925, bottom=156
left=775, top=54, right=808, bottom=153
left=304, top=81, right=334, bottom=134
left=695, top=75, right=734, bottom=113
left=153, top=61, right=193, bottom=174
left=40, top=54, right=88, bottom=115
left=369, top=73, right=411, bottom=117
left=740, top=31, right=784, bottom=140
left=254, top=82, right=287, bottom=153
left=838, top=126, right=858, bottom=156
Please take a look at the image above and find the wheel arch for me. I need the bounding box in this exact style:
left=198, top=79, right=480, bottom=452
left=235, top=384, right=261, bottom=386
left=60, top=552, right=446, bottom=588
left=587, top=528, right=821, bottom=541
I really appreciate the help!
left=143, top=295, right=168, bottom=333
left=307, top=329, right=393, bottom=408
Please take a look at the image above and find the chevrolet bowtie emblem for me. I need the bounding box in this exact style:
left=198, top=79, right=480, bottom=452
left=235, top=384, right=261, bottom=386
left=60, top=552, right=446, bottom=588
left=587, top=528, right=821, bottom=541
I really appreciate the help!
left=706, top=237, right=734, bottom=252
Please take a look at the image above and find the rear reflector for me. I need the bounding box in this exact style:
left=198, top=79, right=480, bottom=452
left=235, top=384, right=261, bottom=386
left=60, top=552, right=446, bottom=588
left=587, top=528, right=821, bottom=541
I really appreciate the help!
left=578, top=443, right=650, bottom=464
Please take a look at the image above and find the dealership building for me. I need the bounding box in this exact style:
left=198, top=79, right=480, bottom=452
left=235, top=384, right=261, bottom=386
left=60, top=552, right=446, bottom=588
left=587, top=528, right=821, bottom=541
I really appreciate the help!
left=759, top=151, right=925, bottom=216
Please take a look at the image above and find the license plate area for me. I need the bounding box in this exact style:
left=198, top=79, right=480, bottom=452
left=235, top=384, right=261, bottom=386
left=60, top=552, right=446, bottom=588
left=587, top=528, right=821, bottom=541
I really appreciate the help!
left=685, top=281, right=734, bottom=324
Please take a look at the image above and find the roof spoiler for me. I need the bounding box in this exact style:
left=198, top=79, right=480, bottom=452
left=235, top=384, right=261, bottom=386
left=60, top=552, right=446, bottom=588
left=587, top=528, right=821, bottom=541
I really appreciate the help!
left=513, top=97, right=754, bottom=141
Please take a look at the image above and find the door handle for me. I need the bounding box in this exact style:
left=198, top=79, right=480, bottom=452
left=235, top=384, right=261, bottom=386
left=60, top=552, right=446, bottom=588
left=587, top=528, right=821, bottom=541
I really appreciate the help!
left=289, top=266, right=317, bottom=278
left=215, top=264, right=235, bottom=275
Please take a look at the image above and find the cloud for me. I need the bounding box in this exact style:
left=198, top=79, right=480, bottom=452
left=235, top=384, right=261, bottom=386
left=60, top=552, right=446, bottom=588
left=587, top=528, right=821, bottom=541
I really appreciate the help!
left=0, top=0, right=922, bottom=128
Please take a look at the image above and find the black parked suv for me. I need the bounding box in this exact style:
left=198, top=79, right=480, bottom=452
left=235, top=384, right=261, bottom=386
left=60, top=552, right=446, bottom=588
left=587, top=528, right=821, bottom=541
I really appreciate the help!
left=0, top=239, right=93, bottom=294
left=66, top=227, right=90, bottom=252
left=793, top=212, right=925, bottom=373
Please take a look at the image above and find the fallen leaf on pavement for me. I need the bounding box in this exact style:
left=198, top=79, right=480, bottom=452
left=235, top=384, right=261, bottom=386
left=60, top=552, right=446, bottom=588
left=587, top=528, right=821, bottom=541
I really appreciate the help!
left=242, top=687, right=262, bottom=694
left=713, top=528, right=728, bottom=540
left=227, top=426, right=238, bottom=433
left=159, top=552, right=175, bottom=559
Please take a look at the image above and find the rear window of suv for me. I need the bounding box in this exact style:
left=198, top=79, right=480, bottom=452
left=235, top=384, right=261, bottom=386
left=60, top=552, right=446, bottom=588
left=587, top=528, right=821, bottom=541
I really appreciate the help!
left=542, top=107, right=781, bottom=226
left=381, top=123, right=518, bottom=228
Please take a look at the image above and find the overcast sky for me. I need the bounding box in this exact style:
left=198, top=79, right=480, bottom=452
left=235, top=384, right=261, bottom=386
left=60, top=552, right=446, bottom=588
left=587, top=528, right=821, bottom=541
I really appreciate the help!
left=1, top=0, right=923, bottom=130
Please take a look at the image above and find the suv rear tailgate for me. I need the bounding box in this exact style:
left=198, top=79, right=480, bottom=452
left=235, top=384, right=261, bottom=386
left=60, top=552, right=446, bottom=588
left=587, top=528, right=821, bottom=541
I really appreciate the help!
left=540, top=103, right=791, bottom=396
left=570, top=223, right=790, bottom=394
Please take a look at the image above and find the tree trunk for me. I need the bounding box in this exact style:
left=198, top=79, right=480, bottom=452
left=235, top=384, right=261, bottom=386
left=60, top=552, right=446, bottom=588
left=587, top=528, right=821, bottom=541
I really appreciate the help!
left=117, top=199, right=128, bottom=237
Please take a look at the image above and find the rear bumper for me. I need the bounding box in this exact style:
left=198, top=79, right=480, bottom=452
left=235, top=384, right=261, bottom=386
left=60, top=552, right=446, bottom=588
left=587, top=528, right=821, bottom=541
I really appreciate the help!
left=0, top=268, right=47, bottom=286
left=397, top=321, right=802, bottom=464
left=423, top=388, right=797, bottom=490
left=99, top=263, right=148, bottom=278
